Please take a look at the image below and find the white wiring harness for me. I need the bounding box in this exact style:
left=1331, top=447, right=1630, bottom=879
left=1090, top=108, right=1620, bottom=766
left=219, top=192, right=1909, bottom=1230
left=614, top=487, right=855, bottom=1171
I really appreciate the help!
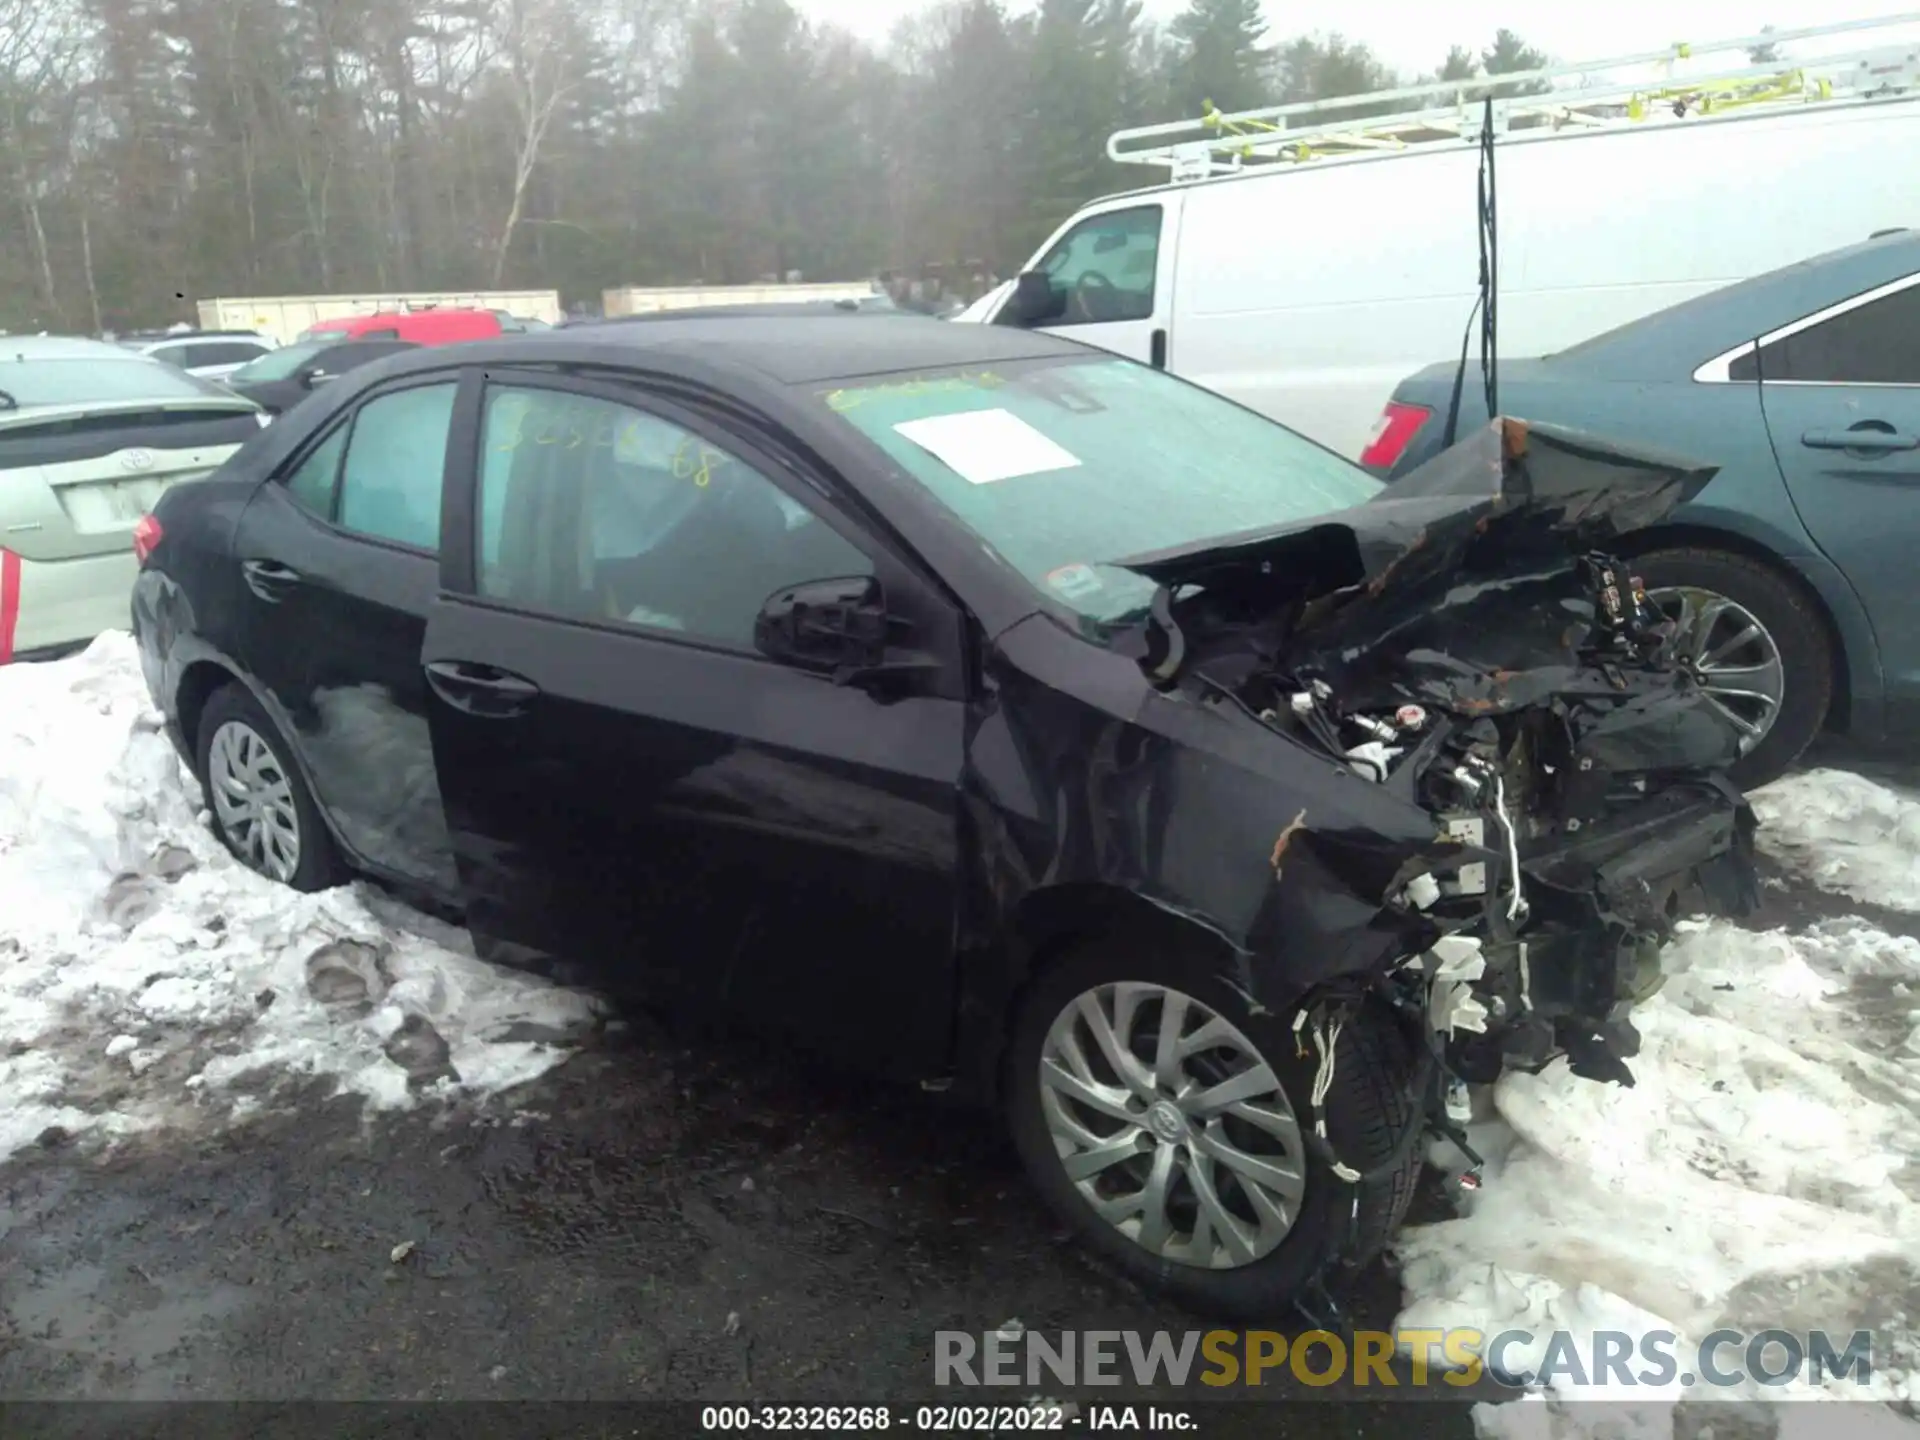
left=1294, top=1008, right=1363, bottom=1183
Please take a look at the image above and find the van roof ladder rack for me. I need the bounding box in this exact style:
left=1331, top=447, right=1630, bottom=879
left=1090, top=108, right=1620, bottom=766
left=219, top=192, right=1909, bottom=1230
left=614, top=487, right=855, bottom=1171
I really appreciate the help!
left=1108, top=14, right=1920, bottom=181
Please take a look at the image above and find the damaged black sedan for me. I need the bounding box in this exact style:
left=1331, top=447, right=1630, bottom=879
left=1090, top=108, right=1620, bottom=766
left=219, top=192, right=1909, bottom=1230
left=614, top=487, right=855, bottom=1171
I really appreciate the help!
left=130, top=320, right=1756, bottom=1319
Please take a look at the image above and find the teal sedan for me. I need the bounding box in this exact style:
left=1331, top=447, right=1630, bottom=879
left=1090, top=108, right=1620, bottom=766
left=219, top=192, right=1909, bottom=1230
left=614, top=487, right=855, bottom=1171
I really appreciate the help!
left=1365, top=228, right=1920, bottom=788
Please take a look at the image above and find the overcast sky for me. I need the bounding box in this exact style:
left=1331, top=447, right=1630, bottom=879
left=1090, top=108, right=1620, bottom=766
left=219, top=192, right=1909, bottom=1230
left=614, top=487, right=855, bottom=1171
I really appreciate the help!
left=796, top=1, right=1920, bottom=80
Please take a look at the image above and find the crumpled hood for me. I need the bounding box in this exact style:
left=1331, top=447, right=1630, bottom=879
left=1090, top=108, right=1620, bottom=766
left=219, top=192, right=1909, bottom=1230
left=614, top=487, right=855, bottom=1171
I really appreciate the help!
left=1112, top=417, right=1718, bottom=616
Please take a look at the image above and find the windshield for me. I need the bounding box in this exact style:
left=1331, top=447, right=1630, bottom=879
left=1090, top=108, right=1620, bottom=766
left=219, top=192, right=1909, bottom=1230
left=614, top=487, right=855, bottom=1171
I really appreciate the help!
left=230, top=339, right=335, bottom=382
left=0, top=356, right=236, bottom=407
left=296, top=325, right=352, bottom=343
left=818, top=357, right=1380, bottom=624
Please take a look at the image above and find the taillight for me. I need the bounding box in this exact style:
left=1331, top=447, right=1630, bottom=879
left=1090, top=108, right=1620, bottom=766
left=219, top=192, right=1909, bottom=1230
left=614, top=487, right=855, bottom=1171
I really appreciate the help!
left=1359, top=401, right=1433, bottom=472
left=133, top=514, right=164, bottom=565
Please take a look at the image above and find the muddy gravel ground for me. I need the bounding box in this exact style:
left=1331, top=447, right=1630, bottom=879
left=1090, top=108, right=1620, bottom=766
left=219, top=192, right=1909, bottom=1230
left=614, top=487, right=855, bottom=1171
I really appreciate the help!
left=0, top=1019, right=1494, bottom=1408
left=0, top=1009, right=1491, bottom=1433
left=3, top=736, right=1901, bottom=1434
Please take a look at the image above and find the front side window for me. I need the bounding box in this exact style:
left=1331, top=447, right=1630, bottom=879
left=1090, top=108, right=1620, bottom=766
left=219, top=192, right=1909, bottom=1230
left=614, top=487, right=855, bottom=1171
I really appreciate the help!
left=335, top=383, right=457, bottom=550
left=1031, top=205, right=1162, bottom=326
left=1734, top=279, right=1920, bottom=384
left=818, top=357, right=1379, bottom=627
left=476, top=384, right=871, bottom=648
left=232, top=341, right=329, bottom=384
left=199, top=342, right=269, bottom=367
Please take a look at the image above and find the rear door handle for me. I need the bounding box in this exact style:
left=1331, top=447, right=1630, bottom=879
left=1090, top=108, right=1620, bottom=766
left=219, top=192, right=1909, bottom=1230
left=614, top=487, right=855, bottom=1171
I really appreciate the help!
left=1801, top=426, right=1920, bottom=453
left=240, top=558, right=301, bottom=601
left=424, top=660, right=541, bottom=717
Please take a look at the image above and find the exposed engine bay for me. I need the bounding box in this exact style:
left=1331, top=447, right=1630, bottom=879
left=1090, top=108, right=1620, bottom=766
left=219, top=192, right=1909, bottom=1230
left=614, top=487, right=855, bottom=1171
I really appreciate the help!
left=1114, top=417, right=1760, bottom=1117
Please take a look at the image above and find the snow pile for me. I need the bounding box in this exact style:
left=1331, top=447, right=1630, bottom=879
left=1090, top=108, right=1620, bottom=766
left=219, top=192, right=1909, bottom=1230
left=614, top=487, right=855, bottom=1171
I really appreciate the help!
left=1751, top=767, right=1920, bottom=913
left=0, top=634, right=603, bottom=1165
left=1395, top=763, right=1920, bottom=1440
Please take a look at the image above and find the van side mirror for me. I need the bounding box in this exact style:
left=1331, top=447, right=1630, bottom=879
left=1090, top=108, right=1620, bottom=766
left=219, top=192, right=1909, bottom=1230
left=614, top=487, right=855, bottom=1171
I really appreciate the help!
left=754, top=575, right=890, bottom=676
left=1003, top=270, right=1065, bottom=327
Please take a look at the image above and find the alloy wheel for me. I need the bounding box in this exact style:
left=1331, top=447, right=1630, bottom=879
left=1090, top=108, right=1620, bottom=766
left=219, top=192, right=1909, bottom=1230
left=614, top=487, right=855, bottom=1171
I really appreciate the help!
left=1037, top=981, right=1306, bottom=1270
left=1644, top=585, right=1786, bottom=755
left=207, top=719, right=303, bottom=882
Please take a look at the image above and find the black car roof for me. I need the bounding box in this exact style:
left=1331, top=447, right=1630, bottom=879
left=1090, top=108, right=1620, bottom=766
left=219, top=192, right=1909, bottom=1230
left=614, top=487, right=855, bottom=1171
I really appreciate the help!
left=376, top=314, right=1088, bottom=388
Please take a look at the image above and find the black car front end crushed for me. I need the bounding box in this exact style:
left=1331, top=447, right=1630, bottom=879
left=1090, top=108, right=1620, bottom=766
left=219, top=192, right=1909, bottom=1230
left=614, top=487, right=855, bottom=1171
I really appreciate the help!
left=1111, top=416, right=1760, bottom=1147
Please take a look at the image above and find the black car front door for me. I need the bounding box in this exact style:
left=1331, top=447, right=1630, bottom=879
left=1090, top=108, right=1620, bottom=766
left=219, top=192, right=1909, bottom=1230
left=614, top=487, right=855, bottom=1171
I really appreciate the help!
left=421, top=371, right=969, bottom=1077
left=232, top=373, right=466, bottom=894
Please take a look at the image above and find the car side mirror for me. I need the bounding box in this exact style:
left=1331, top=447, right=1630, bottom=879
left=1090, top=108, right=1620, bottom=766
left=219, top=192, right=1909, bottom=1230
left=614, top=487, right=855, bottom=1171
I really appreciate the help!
left=1003, top=270, right=1065, bottom=327
left=754, top=575, right=890, bottom=678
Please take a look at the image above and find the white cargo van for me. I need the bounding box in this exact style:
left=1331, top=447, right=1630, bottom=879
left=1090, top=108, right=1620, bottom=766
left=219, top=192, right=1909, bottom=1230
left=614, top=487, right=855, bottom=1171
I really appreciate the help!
left=960, top=18, right=1920, bottom=458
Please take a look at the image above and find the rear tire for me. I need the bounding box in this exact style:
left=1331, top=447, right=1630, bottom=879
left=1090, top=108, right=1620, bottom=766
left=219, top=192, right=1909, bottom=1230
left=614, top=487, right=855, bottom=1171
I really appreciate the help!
left=1003, top=934, right=1422, bottom=1320
left=195, top=683, right=344, bottom=892
left=1631, top=547, right=1832, bottom=789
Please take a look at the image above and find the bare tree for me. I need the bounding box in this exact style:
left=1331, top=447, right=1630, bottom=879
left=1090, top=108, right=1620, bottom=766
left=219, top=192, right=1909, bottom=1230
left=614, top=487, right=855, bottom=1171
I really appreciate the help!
left=489, top=0, right=575, bottom=285
left=0, top=0, right=86, bottom=321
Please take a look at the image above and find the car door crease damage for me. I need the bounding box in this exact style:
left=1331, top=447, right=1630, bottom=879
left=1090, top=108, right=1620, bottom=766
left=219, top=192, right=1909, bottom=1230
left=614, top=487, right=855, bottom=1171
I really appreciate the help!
left=129, top=322, right=1761, bottom=1319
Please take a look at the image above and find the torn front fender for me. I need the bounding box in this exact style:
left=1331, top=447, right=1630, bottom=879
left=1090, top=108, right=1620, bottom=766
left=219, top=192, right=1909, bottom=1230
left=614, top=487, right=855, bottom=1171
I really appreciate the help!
left=951, top=615, right=1490, bottom=1092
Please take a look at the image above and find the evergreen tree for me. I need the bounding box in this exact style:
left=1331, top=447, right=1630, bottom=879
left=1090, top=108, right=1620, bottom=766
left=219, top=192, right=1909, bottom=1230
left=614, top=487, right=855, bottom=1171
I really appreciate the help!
left=1163, top=0, right=1270, bottom=117
left=1481, top=28, right=1551, bottom=99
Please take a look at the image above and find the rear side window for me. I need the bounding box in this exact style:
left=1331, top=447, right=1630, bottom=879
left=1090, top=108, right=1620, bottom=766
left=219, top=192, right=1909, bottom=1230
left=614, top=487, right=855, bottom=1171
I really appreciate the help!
left=283, top=426, right=349, bottom=515
left=1032, top=205, right=1162, bottom=326
left=1738, top=279, right=1920, bottom=384
left=336, top=383, right=457, bottom=550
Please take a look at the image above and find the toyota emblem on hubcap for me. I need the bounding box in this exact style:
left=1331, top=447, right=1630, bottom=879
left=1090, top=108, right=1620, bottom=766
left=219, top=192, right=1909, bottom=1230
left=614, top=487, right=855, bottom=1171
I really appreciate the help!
left=1146, top=1100, right=1187, bottom=1143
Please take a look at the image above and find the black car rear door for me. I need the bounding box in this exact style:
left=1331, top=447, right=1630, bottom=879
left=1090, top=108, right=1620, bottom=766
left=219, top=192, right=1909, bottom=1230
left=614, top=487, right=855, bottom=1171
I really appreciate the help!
left=232, top=368, right=470, bottom=894
left=421, top=367, right=969, bottom=1078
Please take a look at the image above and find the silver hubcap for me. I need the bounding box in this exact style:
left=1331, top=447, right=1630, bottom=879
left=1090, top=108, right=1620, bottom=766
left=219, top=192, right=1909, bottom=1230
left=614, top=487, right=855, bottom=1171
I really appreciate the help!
left=1645, top=586, right=1786, bottom=755
left=1038, top=982, right=1306, bottom=1270
left=207, top=719, right=302, bottom=881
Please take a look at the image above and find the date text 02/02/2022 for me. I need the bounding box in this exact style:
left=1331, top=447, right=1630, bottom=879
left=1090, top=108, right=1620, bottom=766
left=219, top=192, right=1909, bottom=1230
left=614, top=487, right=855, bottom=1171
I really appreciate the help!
left=698, top=1404, right=1192, bottom=1431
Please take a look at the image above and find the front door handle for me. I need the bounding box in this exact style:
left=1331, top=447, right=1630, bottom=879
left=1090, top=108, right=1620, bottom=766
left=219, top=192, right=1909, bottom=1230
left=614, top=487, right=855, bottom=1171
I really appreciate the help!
left=424, top=659, right=541, bottom=717
left=1801, top=425, right=1920, bottom=454
left=240, top=558, right=301, bottom=601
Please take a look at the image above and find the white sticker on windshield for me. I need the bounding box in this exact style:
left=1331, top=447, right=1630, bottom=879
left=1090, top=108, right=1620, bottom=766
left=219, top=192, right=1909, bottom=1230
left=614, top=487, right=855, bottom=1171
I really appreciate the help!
left=892, top=408, right=1082, bottom=485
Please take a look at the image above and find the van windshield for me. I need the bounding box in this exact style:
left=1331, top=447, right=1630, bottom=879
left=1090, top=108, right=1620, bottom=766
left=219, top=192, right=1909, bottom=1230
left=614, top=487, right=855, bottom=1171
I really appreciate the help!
left=818, top=357, right=1380, bottom=625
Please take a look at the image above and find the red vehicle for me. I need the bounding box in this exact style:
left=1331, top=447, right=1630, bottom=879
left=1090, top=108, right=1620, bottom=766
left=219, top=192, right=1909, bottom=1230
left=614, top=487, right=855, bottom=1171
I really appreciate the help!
left=296, top=308, right=504, bottom=345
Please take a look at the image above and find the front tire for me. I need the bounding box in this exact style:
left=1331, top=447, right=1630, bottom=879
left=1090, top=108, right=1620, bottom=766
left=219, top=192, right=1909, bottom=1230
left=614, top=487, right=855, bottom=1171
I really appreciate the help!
left=195, top=683, right=344, bottom=892
left=1632, top=547, right=1833, bottom=789
left=1003, top=935, right=1423, bottom=1320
